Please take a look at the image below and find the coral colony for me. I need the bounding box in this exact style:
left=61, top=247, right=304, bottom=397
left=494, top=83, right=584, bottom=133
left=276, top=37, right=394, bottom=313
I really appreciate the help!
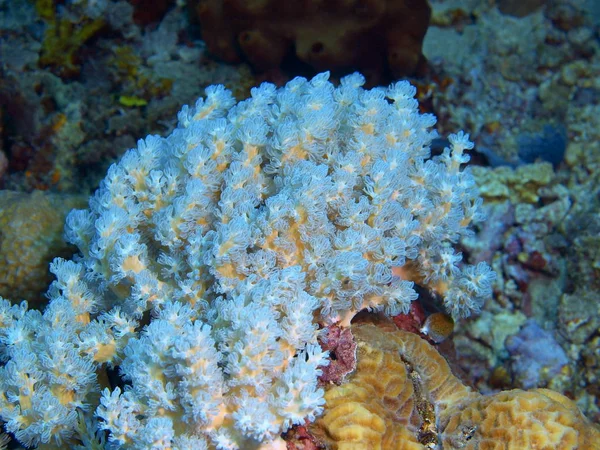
left=313, top=323, right=600, bottom=449
left=0, top=73, right=494, bottom=448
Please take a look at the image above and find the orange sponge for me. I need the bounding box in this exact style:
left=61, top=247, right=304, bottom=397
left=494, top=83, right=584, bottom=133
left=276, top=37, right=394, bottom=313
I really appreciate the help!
left=195, top=0, right=431, bottom=83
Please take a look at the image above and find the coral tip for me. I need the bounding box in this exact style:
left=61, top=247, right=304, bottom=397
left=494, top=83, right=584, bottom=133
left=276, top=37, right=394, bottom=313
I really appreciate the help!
left=420, top=312, right=454, bottom=343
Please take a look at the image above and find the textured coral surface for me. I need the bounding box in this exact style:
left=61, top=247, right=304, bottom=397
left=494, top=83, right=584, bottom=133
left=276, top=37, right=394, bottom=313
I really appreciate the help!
left=312, top=322, right=600, bottom=449
left=0, top=190, right=85, bottom=305
left=442, top=388, right=600, bottom=449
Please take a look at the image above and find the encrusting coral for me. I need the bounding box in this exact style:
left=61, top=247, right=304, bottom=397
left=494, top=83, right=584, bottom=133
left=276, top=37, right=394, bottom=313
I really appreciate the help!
left=0, top=72, right=493, bottom=448
left=311, top=322, right=600, bottom=449
left=195, top=0, right=431, bottom=82
left=0, top=190, right=86, bottom=306
left=36, top=0, right=106, bottom=77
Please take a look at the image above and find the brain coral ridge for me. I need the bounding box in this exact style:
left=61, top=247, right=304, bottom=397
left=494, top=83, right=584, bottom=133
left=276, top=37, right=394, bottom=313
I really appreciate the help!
left=311, top=322, right=600, bottom=450
left=0, top=72, right=492, bottom=449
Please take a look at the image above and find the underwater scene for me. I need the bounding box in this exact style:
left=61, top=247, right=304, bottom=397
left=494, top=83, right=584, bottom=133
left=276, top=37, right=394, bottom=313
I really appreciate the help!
left=0, top=0, right=599, bottom=448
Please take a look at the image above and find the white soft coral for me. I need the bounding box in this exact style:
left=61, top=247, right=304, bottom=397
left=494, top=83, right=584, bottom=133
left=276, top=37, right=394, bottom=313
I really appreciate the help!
left=0, top=72, right=493, bottom=448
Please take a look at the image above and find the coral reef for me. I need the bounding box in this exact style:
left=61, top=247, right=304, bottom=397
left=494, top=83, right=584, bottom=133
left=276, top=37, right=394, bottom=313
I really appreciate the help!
left=36, top=0, right=107, bottom=78
left=453, top=71, right=600, bottom=407
left=415, top=7, right=600, bottom=416
left=470, top=162, right=554, bottom=204
left=0, top=73, right=493, bottom=448
left=1, top=0, right=599, bottom=445
left=505, top=319, right=570, bottom=390
left=195, top=0, right=431, bottom=83
left=423, top=0, right=598, bottom=165
left=317, top=326, right=357, bottom=385
left=517, top=123, right=567, bottom=167
left=0, top=190, right=86, bottom=306
left=0, top=0, right=253, bottom=193
left=456, top=141, right=600, bottom=418
left=311, top=322, right=600, bottom=449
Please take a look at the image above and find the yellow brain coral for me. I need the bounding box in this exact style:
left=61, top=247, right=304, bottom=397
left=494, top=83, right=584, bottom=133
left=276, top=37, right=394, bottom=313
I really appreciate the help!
left=442, top=388, right=600, bottom=450
left=310, top=322, right=600, bottom=450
